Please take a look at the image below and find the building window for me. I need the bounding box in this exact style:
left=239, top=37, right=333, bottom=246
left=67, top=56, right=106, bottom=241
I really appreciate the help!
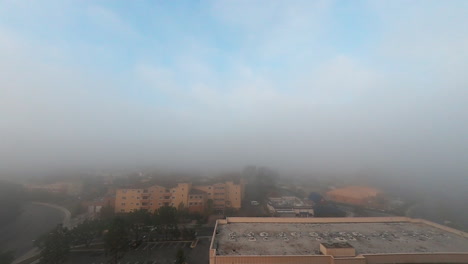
left=160, top=197, right=163, bottom=199
left=121, top=209, right=125, bottom=212
left=171, top=203, right=174, bottom=206
left=172, top=190, right=176, bottom=193
left=121, top=203, right=125, bottom=205
left=136, top=203, right=139, bottom=205
left=172, top=197, right=175, bottom=199
left=159, top=203, right=162, bottom=206
left=137, top=190, right=141, bottom=193
left=208, top=193, right=212, bottom=195
left=189, top=202, right=193, bottom=206
left=190, top=196, right=193, bottom=199
left=160, top=190, right=163, bottom=193
left=208, top=187, right=212, bottom=189
left=150, top=203, right=153, bottom=206
left=122, top=197, right=126, bottom=200
left=137, top=197, right=140, bottom=199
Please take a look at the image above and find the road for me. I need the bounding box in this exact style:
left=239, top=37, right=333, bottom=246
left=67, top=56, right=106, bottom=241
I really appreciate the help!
left=0, top=202, right=66, bottom=259
left=32, top=202, right=72, bottom=228
left=11, top=202, right=75, bottom=264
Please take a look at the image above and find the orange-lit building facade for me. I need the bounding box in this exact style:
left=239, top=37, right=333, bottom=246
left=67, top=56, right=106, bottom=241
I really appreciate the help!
left=326, top=186, right=385, bottom=208
left=191, top=181, right=245, bottom=210
left=115, top=180, right=244, bottom=213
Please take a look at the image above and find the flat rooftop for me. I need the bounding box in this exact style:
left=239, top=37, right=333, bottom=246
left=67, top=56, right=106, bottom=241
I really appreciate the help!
left=213, top=218, right=468, bottom=256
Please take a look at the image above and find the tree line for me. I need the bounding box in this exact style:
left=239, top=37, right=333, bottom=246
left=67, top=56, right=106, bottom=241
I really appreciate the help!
left=32, top=205, right=196, bottom=264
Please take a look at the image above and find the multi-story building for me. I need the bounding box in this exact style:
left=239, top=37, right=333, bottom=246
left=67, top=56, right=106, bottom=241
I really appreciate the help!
left=114, top=180, right=244, bottom=213
left=192, top=180, right=245, bottom=210
left=267, top=196, right=314, bottom=217
left=326, top=186, right=385, bottom=208
left=210, top=217, right=468, bottom=264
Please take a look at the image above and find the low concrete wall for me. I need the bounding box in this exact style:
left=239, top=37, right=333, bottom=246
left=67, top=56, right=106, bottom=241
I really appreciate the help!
left=333, top=256, right=366, bottom=264
left=210, top=253, right=468, bottom=264
left=225, top=216, right=410, bottom=224
left=212, top=255, right=332, bottom=264
left=363, top=253, right=468, bottom=263
left=410, top=218, right=468, bottom=238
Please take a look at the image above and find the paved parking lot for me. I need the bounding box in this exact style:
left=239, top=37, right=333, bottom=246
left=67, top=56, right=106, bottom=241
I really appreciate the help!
left=133, top=241, right=192, bottom=251
left=68, top=238, right=210, bottom=264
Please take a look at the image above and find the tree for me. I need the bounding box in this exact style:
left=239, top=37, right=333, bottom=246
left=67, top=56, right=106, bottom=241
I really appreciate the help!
left=0, top=250, right=14, bottom=264
left=127, top=209, right=151, bottom=241
left=177, top=202, right=189, bottom=221
left=313, top=205, right=346, bottom=217
left=224, top=207, right=237, bottom=217
left=154, top=206, right=179, bottom=240
left=205, top=199, right=214, bottom=216
left=127, top=209, right=152, bottom=226
left=99, top=202, right=115, bottom=220
left=171, top=226, right=181, bottom=240
left=175, top=248, right=186, bottom=264
left=181, top=226, right=196, bottom=240
left=38, top=225, right=70, bottom=264
left=105, top=218, right=130, bottom=264
left=70, top=219, right=101, bottom=248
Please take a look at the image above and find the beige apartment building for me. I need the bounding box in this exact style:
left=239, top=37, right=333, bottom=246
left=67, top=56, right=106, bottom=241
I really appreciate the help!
left=192, top=181, right=244, bottom=210
left=115, top=180, right=244, bottom=213
left=210, top=217, right=468, bottom=264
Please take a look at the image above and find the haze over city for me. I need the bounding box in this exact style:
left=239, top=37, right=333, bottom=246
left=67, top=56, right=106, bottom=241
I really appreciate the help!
left=1, top=0, right=466, bottom=184
left=1, top=1, right=468, bottom=264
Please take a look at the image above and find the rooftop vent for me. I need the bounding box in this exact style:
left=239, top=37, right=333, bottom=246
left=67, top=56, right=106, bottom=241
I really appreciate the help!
left=320, top=242, right=355, bottom=257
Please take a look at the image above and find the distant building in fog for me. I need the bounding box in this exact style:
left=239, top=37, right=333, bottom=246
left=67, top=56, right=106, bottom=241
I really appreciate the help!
left=25, top=181, right=83, bottom=196
left=267, top=196, right=314, bottom=217
left=326, top=186, right=385, bottom=208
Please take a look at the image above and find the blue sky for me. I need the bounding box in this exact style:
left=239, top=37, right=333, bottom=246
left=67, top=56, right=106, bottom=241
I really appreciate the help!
left=0, top=0, right=467, bottom=180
